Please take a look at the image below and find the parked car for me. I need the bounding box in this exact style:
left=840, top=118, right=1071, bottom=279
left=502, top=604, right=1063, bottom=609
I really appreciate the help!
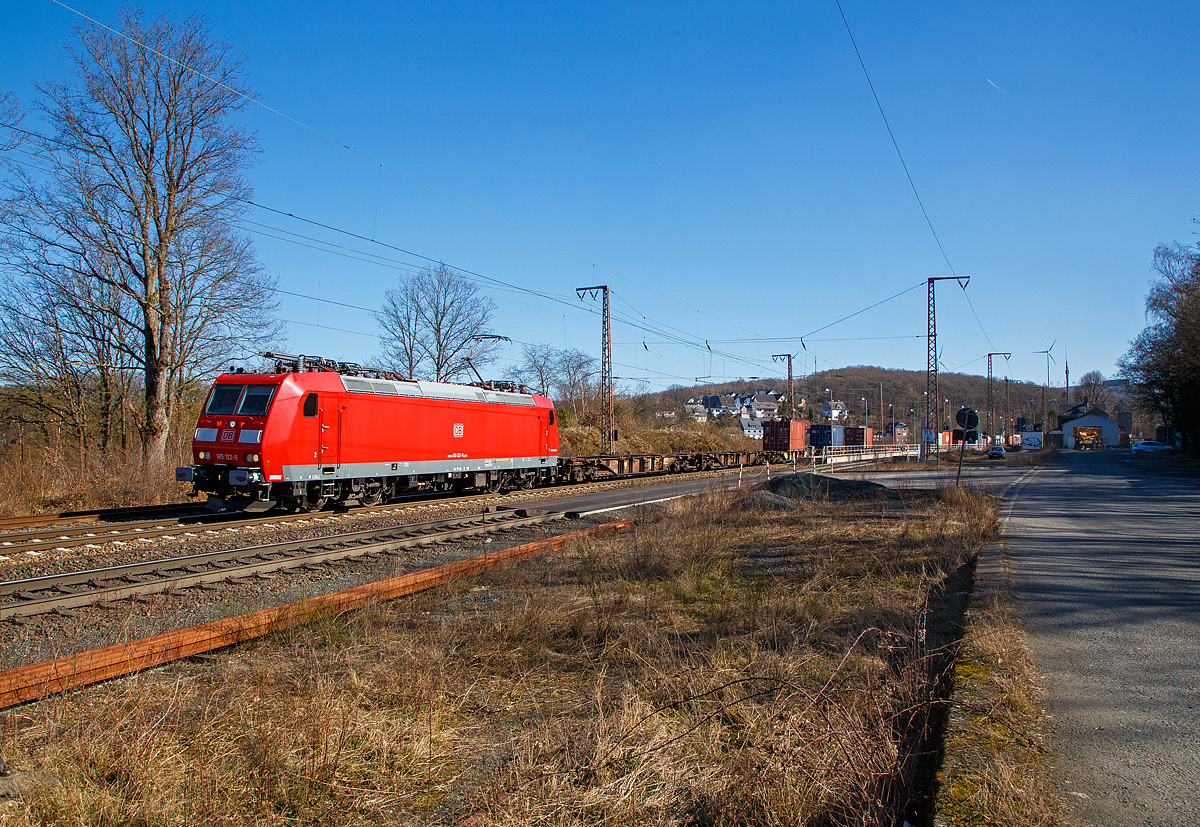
left=987, top=445, right=1006, bottom=459
left=1132, top=440, right=1174, bottom=453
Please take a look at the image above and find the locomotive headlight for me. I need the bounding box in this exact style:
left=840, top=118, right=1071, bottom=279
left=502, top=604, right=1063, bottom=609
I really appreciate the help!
left=198, top=451, right=210, bottom=460
left=246, top=453, right=260, bottom=463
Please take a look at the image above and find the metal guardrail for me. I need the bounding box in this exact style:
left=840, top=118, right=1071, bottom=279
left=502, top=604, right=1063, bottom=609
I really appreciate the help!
left=819, top=445, right=921, bottom=466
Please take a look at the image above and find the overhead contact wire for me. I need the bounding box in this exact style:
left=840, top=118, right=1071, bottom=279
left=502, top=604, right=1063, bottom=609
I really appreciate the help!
left=834, top=0, right=955, bottom=276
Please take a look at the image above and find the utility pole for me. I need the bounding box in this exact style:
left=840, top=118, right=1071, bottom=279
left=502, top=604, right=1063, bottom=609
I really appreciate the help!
left=577, top=285, right=614, bottom=454
left=772, top=354, right=794, bottom=420
left=986, top=353, right=1011, bottom=446
left=925, top=276, right=968, bottom=461
left=878, top=381, right=884, bottom=441
left=1005, top=376, right=1010, bottom=446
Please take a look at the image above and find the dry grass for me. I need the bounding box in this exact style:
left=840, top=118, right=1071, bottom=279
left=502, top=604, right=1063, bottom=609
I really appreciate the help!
left=934, top=593, right=1079, bottom=827
left=1, top=484, right=1000, bottom=826
left=0, top=448, right=194, bottom=516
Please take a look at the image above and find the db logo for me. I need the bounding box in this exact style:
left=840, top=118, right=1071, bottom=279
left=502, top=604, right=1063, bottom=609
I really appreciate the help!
left=220, top=430, right=235, bottom=442
left=453, top=423, right=464, bottom=438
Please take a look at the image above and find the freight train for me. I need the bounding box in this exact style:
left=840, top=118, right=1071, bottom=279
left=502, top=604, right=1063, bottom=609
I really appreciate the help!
left=177, top=352, right=808, bottom=512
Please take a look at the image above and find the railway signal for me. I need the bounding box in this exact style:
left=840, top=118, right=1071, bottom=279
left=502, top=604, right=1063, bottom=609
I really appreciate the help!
left=953, top=407, right=979, bottom=486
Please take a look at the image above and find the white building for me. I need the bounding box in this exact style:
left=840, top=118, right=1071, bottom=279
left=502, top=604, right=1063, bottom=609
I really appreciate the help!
left=739, top=416, right=764, bottom=439
left=820, top=400, right=849, bottom=421
left=1060, top=408, right=1120, bottom=449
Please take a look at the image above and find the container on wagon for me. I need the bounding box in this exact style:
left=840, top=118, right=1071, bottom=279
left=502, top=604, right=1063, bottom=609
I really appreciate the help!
left=843, top=426, right=874, bottom=446
left=809, top=424, right=844, bottom=448
left=762, top=419, right=809, bottom=451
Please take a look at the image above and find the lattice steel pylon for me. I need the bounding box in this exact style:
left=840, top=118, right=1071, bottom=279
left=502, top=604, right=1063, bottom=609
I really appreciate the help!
left=926, top=280, right=937, bottom=459
left=577, top=285, right=614, bottom=454
left=925, top=276, right=968, bottom=460
left=986, top=353, right=1011, bottom=445
left=772, top=353, right=794, bottom=420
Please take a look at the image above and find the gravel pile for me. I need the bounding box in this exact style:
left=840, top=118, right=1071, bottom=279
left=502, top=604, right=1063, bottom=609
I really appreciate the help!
left=767, top=473, right=899, bottom=501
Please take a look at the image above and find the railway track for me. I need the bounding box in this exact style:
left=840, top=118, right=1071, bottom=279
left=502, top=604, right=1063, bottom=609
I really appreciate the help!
left=0, top=464, right=762, bottom=559
left=0, top=508, right=561, bottom=620
left=0, top=447, right=898, bottom=537
left=0, top=502, right=206, bottom=532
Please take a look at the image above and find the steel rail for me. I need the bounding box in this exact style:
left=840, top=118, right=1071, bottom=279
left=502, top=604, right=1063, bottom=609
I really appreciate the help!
left=0, top=509, right=560, bottom=620
left=0, top=468, right=722, bottom=556
left=0, top=445, right=878, bottom=537
left=0, top=454, right=754, bottom=537
left=0, top=512, right=253, bottom=550
left=0, top=502, right=205, bottom=531
left=0, top=518, right=635, bottom=709
left=0, top=487, right=545, bottom=553
left=0, top=457, right=790, bottom=557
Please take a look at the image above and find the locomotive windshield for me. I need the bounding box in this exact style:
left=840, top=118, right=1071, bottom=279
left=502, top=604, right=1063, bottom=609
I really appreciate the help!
left=237, top=385, right=276, bottom=416
left=206, top=384, right=244, bottom=415
left=205, top=383, right=277, bottom=417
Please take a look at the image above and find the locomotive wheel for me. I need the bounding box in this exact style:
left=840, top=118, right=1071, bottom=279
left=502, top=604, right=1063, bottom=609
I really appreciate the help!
left=487, top=476, right=503, bottom=494
left=302, top=486, right=328, bottom=512
left=519, top=475, right=534, bottom=489
left=360, top=482, right=383, bottom=507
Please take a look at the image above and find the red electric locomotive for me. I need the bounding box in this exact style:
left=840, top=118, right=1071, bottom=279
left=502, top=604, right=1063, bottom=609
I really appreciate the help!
left=177, top=353, right=559, bottom=511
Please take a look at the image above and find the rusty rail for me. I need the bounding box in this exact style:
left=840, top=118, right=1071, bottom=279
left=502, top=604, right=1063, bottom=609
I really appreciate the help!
left=0, top=518, right=634, bottom=710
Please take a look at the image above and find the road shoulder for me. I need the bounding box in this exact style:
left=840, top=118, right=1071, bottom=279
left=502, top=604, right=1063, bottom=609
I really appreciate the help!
left=935, top=467, right=1080, bottom=826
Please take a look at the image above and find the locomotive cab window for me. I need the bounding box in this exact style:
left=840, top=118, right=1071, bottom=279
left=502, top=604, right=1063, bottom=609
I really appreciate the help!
left=206, top=384, right=244, bottom=415
left=548, top=410, right=555, bottom=426
left=302, top=393, right=318, bottom=418
left=237, top=385, right=276, bottom=417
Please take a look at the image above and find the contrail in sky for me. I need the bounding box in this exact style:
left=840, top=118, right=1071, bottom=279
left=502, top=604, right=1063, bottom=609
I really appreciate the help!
left=986, top=78, right=1006, bottom=94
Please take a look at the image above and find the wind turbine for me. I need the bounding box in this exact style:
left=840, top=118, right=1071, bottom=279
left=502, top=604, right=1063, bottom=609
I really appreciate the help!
left=1034, top=339, right=1057, bottom=431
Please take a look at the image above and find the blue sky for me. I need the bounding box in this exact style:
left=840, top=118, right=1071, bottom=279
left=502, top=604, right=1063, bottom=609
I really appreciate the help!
left=3, top=1, right=1198, bottom=393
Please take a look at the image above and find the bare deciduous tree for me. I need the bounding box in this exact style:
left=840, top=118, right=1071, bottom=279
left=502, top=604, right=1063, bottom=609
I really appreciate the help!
left=0, top=263, right=139, bottom=457
left=554, top=347, right=599, bottom=424
left=0, top=10, right=280, bottom=466
left=1076, top=370, right=1109, bottom=408
left=504, top=342, right=559, bottom=396
left=378, top=263, right=497, bottom=382
left=1118, top=242, right=1200, bottom=453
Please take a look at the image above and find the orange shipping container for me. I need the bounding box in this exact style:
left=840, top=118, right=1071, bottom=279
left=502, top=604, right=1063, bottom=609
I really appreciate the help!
left=763, top=419, right=808, bottom=451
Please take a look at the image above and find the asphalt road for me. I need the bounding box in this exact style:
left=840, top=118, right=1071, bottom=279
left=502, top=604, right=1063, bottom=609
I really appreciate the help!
left=528, top=460, right=1026, bottom=516
left=1006, top=451, right=1200, bottom=824
left=526, top=458, right=1037, bottom=518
